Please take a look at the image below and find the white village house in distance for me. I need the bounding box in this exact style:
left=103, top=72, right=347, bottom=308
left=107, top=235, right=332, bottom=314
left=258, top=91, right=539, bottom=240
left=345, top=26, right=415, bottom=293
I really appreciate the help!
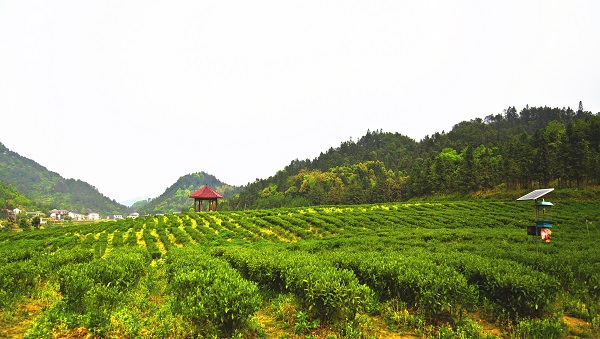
left=1, top=208, right=22, bottom=219
left=49, top=209, right=101, bottom=221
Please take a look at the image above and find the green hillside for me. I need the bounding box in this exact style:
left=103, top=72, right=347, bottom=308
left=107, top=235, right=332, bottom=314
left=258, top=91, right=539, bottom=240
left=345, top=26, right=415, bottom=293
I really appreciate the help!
left=0, top=180, right=42, bottom=213
left=0, top=142, right=127, bottom=216
left=135, top=172, right=239, bottom=215
left=1, top=199, right=598, bottom=338
left=230, top=106, right=600, bottom=209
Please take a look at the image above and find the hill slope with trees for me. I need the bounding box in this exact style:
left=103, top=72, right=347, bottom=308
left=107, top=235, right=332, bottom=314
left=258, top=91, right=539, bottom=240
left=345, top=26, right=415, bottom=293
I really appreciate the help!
left=0, top=142, right=128, bottom=216
left=228, top=104, right=600, bottom=209
left=0, top=181, right=42, bottom=214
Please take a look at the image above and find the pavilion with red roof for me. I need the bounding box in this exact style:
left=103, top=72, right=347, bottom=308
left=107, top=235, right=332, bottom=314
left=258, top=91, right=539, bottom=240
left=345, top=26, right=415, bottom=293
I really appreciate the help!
left=189, top=185, right=223, bottom=212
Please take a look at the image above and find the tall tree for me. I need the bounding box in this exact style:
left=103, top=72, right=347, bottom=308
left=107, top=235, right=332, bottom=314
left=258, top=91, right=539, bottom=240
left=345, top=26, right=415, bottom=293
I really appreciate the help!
left=502, top=133, right=534, bottom=189
left=458, top=146, right=477, bottom=193
left=532, top=121, right=564, bottom=186
left=560, top=122, right=590, bottom=187
left=431, top=148, right=461, bottom=194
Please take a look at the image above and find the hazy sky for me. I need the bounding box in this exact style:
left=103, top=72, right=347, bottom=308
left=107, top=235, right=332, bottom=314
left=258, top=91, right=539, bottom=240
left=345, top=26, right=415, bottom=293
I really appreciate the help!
left=1, top=1, right=599, bottom=203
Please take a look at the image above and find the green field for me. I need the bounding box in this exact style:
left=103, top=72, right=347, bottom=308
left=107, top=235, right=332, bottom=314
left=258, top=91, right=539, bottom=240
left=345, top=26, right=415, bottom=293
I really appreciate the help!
left=1, top=199, right=599, bottom=338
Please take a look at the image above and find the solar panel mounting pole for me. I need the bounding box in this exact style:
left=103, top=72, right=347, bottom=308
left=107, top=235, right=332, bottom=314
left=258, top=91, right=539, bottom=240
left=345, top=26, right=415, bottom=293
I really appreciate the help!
left=516, top=188, right=555, bottom=256
left=534, top=199, right=539, bottom=255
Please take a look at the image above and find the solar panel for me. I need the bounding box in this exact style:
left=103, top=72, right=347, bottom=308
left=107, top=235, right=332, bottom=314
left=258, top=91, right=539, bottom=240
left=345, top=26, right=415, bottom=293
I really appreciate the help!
left=516, top=188, right=554, bottom=201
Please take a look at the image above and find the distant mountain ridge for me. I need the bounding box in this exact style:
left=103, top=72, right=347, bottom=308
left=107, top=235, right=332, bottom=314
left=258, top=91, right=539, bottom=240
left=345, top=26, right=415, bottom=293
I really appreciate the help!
left=121, top=196, right=150, bottom=207
left=0, top=142, right=128, bottom=216
left=135, top=172, right=239, bottom=214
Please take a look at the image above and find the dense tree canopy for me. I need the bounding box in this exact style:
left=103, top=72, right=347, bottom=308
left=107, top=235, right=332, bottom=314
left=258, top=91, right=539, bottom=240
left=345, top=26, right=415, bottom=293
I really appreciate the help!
left=0, top=181, right=40, bottom=212
left=229, top=106, right=600, bottom=209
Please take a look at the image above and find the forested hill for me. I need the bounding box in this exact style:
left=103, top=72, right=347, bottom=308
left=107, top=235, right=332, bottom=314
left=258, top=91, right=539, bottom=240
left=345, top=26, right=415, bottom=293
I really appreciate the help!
left=0, top=180, right=42, bottom=214
left=135, top=172, right=239, bottom=214
left=0, top=142, right=127, bottom=216
left=228, top=105, right=600, bottom=209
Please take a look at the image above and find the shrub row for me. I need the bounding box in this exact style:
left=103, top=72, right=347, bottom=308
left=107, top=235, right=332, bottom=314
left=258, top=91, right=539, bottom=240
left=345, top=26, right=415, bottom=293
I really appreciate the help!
left=55, top=248, right=149, bottom=333
left=329, top=250, right=476, bottom=320
left=142, top=228, right=161, bottom=259
left=168, top=226, right=191, bottom=246
left=124, top=228, right=138, bottom=246
left=433, top=251, right=560, bottom=319
left=0, top=259, right=40, bottom=308
left=166, top=246, right=261, bottom=337
left=216, top=246, right=373, bottom=323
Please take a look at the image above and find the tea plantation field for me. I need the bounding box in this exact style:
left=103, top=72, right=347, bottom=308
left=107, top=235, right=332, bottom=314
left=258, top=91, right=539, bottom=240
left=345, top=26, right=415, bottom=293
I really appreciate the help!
left=1, top=200, right=598, bottom=338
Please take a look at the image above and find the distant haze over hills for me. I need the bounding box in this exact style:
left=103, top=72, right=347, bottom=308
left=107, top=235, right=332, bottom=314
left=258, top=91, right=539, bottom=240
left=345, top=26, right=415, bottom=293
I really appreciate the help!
left=121, top=196, right=150, bottom=207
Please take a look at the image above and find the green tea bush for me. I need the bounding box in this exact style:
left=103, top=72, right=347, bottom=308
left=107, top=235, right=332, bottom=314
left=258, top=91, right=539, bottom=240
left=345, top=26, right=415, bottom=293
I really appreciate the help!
left=440, top=252, right=559, bottom=319
left=124, top=228, right=138, bottom=246
left=330, top=250, right=476, bottom=320
left=283, top=259, right=373, bottom=323
left=142, top=228, right=161, bottom=259
left=155, top=225, right=172, bottom=251
left=57, top=263, right=94, bottom=313
left=166, top=246, right=261, bottom=337
left=111, top=230, right=124, bottom=247
left=217, top=246, right=288, bottom=291
left=511, top=317, right=568, bottom=339
left=56, top=247, right=149, bottom=321
left=94, top=231, right=108, bottom=257
left=89, top=247, right=149, bottom=289
left=217, top=246, right=374, bottom=323
left=168, top=226, right=191, bottom=246
left=0, top=259, right=41, bottom=308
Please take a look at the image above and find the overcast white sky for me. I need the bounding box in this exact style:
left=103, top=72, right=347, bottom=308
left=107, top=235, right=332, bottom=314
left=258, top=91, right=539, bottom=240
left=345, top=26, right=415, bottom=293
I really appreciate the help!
left=1, top=1, right=599, bottom=203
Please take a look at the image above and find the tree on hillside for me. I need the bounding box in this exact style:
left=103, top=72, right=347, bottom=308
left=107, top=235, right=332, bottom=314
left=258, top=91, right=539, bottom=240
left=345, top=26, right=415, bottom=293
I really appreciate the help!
left=31, top=215, right=41, bottom=229
left=457, top=146, right=476, bottom=193
left=430, top=148, right=461, bottom=194
left=561, top=122, right=590, bottom=187
left=506, top=106, right=518, bottom=126
left=227, top=105, right=600, bottom=209
left=532, top=121, right=564, bottom=187
left=501, top=133, right=534, bottom=189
